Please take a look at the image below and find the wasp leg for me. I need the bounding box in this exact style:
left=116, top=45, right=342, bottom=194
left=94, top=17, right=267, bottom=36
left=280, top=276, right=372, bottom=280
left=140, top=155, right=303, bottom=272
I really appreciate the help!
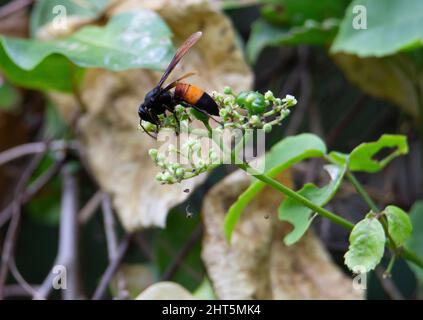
left=139, top=121, right=157, bottom=139
left=180, top=102, right=223, bottom=126
left=145, top=108, right=162, bottom=137
left=163, top=104, right=181, bottom=135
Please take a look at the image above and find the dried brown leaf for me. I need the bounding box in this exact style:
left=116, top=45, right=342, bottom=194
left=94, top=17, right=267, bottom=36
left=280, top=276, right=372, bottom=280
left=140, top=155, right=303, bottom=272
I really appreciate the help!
left=201, top=170, right=363, bottom=300
left=49, top=0, right=252, bottom=231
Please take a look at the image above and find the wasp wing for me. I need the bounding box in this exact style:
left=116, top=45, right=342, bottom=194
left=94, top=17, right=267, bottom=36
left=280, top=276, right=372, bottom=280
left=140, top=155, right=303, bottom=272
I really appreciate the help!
left=162, top=72, right=196, bottom=91
left=158, top=31, right=202, bottom=88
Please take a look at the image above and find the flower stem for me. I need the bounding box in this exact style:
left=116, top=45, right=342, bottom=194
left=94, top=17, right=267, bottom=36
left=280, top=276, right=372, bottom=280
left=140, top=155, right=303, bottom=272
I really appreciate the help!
left=346, top=171, right=379, bottom=213
left=236, top=162, right=354, bottom=230
left=346, top=171, right=399, bottom=254
left=238, top=163, right=423, bottom=271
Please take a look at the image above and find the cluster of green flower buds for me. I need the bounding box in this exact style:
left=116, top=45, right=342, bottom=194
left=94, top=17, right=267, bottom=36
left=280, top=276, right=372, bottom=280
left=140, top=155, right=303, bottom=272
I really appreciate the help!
left=213, top=87, right=297, bottom=133
left=143, top=88, right=296, bottom=184
left=149, top=139, right=220, bottom=184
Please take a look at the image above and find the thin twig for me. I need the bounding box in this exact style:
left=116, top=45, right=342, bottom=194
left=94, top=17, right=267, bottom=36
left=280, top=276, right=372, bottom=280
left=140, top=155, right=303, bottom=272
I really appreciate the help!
left=0, top=150, right=46, bottom=299
left=92, top=234, right=132, bottom=300
left=375, top=266, right=405, bottom=300
left=59, top=165, right=81, bottom=299
left=0, top=154, right=66, bottom=228
left=101, top=193, right=128, bottom=299
left=133, top=234, right=154, bottom=261
left=34, top=165, right=82, bottom=300
left=161, top=225, right=203, bottom=281
left=0, top=140, right=78, bottom=168
left=0, top=0, right=34, bottom=19
left=8, top=258, right=38, bottom=297
left=78, top=190, right=103, bottom=224
left=3, top=284, right=40, bottom=298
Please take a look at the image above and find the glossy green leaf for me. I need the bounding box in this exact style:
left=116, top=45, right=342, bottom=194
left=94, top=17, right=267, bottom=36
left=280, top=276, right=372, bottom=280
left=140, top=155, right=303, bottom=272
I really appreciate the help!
left=406, top=201, right=423, bottom=282
left=247, top=18, right=339, bottom=62
left=344, top=134, right=408, bottom=173
left=384, top=205, right=412, bottom=247
left=224, top=133, right=327, bottom=241
left=0, top=10, right=174, bottom=92
left=279, top=164, right=346, bottom=245
left=344, top=217, right=386, bottom=273
left=30, top=0, right=111, bottom=37
left=332, top=0, right=423, bottom=57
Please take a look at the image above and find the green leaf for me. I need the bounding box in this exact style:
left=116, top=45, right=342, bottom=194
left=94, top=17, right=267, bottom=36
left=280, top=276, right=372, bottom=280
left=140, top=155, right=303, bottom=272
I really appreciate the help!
left=332, top=0, right=423, bottom=57
left=224, top=133, right=327, bottom=241
left=384, top=205, right=412, bottom=247
left=344, top=217, right=386, bottom=273
left=406, top=201, right=423, bottom=282
left=0, top=45, right=81, bottom=92
left=332, top=53, right=422, bottom=119
left=0, top=80, right=20, bottom=111
left=30, top=0, right=111, bottom=37
left=43, top=101, right=69, bottom=138
left=247, top=18, right=339, bottom=62
left=279, top=163, right=346, bottom=245
left=0, top=10, right=174, bottom=92
left=347, top=134, right=408, bottom=173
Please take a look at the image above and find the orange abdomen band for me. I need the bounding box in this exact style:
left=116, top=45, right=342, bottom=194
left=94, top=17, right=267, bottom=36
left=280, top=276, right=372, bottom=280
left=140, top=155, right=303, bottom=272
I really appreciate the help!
left=175, top=83, right=204, bottom=105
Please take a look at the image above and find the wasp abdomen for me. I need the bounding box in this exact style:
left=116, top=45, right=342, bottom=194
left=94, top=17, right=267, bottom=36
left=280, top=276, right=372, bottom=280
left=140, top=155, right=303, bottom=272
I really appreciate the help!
left=175, top=83, right=219, bottom=116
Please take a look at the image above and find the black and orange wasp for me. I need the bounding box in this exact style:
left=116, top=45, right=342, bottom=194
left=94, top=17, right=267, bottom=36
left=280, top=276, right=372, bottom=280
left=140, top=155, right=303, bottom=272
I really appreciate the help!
left=138, top=31, right=220, bottom=138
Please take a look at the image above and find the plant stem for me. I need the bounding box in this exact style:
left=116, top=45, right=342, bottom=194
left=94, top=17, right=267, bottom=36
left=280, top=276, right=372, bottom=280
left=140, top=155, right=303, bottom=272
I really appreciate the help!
left=237, top=162, right=354, bottom=230
left=346, top=171, right=379, bottom=213
left=236, top=162, right=423, bottom=271
left=202, top=126, right=423, bottom=271
left=385, top=255, right=396, bottom=277
left=403, top=248, right=423, bottom=270
left=346, top=171, right=399, bottom=253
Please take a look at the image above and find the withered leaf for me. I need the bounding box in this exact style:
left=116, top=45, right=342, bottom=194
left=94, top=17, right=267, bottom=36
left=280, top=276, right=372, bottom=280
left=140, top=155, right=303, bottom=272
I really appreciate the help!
left=48, top=0, right=252, bottom=231
left=201, top=170, right=363, bottom=299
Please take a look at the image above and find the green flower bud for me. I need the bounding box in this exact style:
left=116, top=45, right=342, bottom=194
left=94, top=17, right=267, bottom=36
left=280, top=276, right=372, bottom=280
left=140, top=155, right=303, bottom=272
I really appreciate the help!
left=282, top=94, right=297, bottom=107
left=175, top=168, right=185, bottom=178
left=264, top=90, right=274, bottom=100
left=162, top=172, right=172, bottom=183
left=223, top=86, right=233, bottom=95
left=219, top=108, right=228, bottom=117
left=175, top=105, right=185, bottom=113
left=263, top=123, right=272, bottom=133
left=142, top=121, right=157, bottom=132
left=156, top=154, right=166, bottom=163
left=224, top=96, right=235, bottom=106
left=249, top=115, right=260, bottom=125
left=149, top=149, right=158, bottom=161
left=236, top=91, right=266, bottom=115
left=281, top=109, right=290, bottom=117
